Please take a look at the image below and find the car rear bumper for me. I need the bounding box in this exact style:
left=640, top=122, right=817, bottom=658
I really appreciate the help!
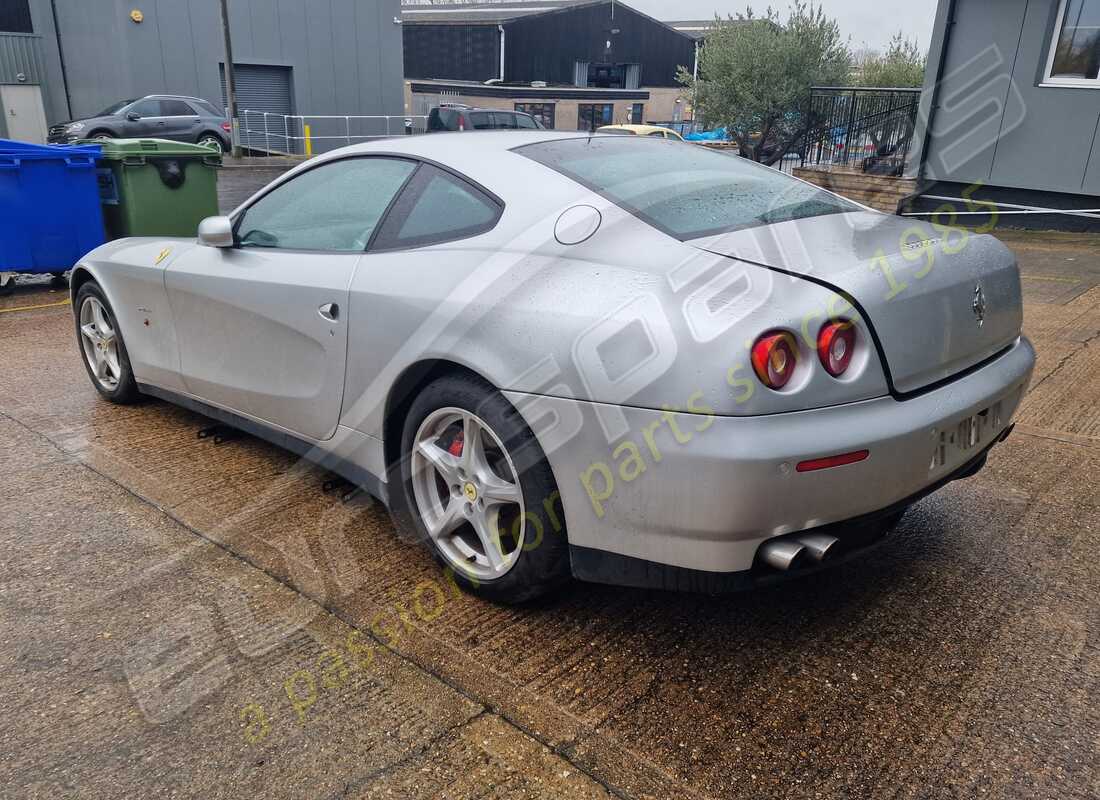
left=504, top=336, right=1035, bottom=581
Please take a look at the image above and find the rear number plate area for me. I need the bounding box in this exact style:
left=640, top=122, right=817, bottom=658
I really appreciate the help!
left=930, top=401, right=1003, bottom=471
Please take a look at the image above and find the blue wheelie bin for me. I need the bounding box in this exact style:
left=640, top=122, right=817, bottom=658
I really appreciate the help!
left=0, top=139, right=105, bottom=294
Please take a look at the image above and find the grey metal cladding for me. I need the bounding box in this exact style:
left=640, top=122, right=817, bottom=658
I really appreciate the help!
left=0, top=32, right=46, bottom=85
left=27, top=0, right=404, bottom=125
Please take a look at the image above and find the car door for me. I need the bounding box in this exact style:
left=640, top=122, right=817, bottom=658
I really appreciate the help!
left=124, top=98, right=166, bottom=138
left=342, top=163, right=504, bottom=437
left=163, top=156, right=418, bottom=441
left=158, top=98, right=201, bottom=142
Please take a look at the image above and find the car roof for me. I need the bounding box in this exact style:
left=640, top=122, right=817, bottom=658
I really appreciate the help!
left=141, top=94, right=209, bottom=103
left=327, top=130, right=591, bottom=159
left=435, top=106, right=532, bottom=115
left=599, top=124, right=677, bottom=136
left=310, top=130, right=606, bottom=197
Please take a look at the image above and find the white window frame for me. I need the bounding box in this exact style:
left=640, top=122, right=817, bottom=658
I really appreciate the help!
left=1042, top=0, right=1100, bottom=88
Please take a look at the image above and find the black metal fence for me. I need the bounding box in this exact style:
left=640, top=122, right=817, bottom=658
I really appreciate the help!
left=801, top=87, right=921, bottom=176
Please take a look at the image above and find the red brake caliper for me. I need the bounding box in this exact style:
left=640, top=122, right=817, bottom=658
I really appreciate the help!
left=447, top=430, right=464, bottom=458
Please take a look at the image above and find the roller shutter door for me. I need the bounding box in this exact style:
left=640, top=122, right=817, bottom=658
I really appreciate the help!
left=220, top=64, right=294, bottom=153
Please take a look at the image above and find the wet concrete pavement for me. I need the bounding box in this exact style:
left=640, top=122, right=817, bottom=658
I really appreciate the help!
left=0, top=228, right=1098, bottom=799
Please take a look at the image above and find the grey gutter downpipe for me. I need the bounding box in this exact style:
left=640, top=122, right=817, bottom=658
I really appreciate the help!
left=897, top=0, right=957, bottom=214
left=498, top=24, right=505, bottom=82
left=48, top=0, right=73, bottom=120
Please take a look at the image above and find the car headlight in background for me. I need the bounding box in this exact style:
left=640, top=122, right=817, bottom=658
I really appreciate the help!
left=66, top=122, right=85, bottom=132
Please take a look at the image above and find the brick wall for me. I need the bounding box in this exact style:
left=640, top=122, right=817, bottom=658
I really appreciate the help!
left=792, top=167, right=917, bottom=214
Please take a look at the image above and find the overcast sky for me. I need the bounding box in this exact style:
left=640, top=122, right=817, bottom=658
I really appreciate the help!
left=626, top=0, right=939, bottom=52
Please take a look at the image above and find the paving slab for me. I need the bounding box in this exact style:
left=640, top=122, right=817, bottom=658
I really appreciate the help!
left=0, top=228, right=1097, bottom=798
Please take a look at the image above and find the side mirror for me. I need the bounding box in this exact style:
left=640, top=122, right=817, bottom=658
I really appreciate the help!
left=126, top=112, right=141, bottom=121
left=197, top=216, right=235, bottom=248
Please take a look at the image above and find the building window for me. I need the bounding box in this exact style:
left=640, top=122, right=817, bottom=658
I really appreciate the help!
left=1045, top=0, right=1100, bottom=86
left=630, top=103, right=644, bottom=124
left=588, top=63, right=624, bottom=89
left=0, top=0, right=33, bottom=33
left=578, top=104, right=613, bottom=132
left=515, top=103, right=555, bottom=129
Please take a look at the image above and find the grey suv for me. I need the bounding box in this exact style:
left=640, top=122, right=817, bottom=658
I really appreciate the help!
left=427, top=105, right=544, bottom=132
left=47, top=95, right=231, bottom=151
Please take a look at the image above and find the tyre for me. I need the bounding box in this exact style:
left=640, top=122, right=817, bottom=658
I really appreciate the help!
left=74, top=282, right=142, bottom=404
left=0, top=274, right=15, bottom=296
left=197, top=133, right=227, bottom=152
left=88, top=131, right=113, bottom=141
left=398, top=373, right=570, bottom=603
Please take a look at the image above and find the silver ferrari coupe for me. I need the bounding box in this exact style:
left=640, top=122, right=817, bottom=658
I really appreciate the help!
left=71, top=131, right=1035, bottom=602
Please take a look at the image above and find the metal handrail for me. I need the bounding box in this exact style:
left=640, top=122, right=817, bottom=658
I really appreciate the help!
left=801, top=87, right=921, bottom=176
left=234, top=110, right=429, bottom=156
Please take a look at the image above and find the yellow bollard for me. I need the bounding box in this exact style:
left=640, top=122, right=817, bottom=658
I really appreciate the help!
left=304, top=124, right=312, bottom=157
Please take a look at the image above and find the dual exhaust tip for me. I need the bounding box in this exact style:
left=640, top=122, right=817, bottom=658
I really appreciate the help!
left=759, top=533, right=839, bottom=571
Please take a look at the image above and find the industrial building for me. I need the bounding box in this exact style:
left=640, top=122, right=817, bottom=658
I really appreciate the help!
left=0, top=0, right=404, bottom=144
left=401, top=0, right=698, bottom=130
left=909, top=0, right=1100, bottom=225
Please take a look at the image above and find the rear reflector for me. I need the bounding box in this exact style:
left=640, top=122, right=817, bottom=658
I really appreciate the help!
left=795, top=450, right=869, bottom=473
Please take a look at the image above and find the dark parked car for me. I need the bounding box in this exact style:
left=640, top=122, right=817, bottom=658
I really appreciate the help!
left=47, top=95, right=231, bottom=151
left=427, top=105, right=544, bottom=132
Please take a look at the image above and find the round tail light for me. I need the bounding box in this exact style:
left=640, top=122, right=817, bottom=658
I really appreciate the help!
left=818, top=319, right=856, bottom=377
left=751, top=331, right=799, bottom=390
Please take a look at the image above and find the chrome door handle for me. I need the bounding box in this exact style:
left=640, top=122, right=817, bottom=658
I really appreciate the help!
left=318, top=302, right=339, bottom=322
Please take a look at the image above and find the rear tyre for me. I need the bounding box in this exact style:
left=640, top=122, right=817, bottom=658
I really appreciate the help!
left=397, top=373, right=570, bottom=604
left=197, top=133, right=227, bottom=152
left=74, top=282, right=141, bottom=404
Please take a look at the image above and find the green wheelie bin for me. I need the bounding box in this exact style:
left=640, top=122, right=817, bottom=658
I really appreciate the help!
left=84, top=138, right=221, bottom=239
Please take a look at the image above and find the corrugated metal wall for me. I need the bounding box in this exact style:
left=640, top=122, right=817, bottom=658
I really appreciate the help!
left=27, top=0, right=404, bottom=125
left=0, top=32, right=52, bottom=139
left=403, top=24, right=500, bottom=82
left=503, top=2, right=694, bottom=88
left=0, top=33, right=46, bottom=84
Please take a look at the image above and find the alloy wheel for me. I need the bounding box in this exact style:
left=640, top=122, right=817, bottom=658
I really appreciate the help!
left=410, top=407, right=526, bottom=580
left=79, top=296, right=121, bottom=391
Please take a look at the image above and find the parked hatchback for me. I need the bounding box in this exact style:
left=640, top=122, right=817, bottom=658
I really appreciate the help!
left=47, top=95, right=231, bottom=151
left=428, top=105, right=544, bottom=132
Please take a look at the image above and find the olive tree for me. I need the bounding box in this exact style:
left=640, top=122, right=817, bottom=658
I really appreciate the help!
left=858, top=33, right=927, bottom=88
left=679, top=2, right=851, bottom=165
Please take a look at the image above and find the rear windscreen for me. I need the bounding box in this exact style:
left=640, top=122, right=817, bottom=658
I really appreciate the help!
left=516, top=136, right=859, bottom=239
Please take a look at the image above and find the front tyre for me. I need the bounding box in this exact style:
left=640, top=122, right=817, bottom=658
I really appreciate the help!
left=74, top=282, right=141, bottom=404
left=398, top=374, right=569, bottom=604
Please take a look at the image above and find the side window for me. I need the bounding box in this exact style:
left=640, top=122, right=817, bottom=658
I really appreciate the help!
left=491, top=112, right=517, bottom=129
left=192, top=100, right=224, bottom=117
left=514, top=113, right=539, bottom=129
left=161, top=99, right=195, bottom=116
left=129, top=99, right=162, bottom=118
left=647, top=131, right=667, bottom=138
left=236, top=158, right=416, bottom=251
left=373, top=165, right=501, bottom=250
left=468, top=112, right=492, bottom=130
